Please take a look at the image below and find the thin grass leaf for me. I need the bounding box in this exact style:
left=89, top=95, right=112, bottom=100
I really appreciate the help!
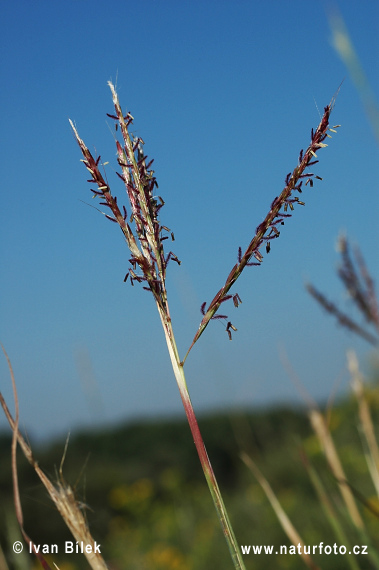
left=309, top=408, right=365, bottom=530
left=300, top=449, right=361, bottom=570
left=241, top=452, right=321, bottom=570
left=348, top=350, right=379, bottom=498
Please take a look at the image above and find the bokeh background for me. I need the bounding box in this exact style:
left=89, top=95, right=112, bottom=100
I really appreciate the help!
left=1, top=0, right=378, bottom=441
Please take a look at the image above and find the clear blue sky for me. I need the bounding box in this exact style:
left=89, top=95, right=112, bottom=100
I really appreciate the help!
left=1, top=1, right=378, bottom=441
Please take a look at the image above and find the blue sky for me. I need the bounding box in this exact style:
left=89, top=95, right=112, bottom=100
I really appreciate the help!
left=1, top=1, right=378, bottom=441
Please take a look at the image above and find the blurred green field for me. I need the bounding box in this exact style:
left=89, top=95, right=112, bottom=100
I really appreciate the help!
left=1, top=399, right=378, bottom=570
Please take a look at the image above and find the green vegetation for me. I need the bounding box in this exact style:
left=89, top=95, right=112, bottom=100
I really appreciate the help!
left=1, top=397, right=378, bottom=569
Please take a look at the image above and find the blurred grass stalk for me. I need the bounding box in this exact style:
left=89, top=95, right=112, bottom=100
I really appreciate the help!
left=240, top=452, right=320, bottom=570
left=302, top=453, right=361, bottom=570
left=348, top=350, right=379, bottom=497
left=309, top=406, right=364, bottom=530
left=327, top=5, right=379, bottom=144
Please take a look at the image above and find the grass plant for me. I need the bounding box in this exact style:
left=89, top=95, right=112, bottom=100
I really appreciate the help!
left=68, top=83, right=339, bottom=569
left=1, top=83, right=339, bottom=569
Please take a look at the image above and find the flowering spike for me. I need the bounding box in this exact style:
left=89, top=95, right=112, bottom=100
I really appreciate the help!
left=183, top=93, right=339, bottom=355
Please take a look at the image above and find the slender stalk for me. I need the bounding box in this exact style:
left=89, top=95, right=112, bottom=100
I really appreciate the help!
left=157, top=304, right=246, bottom=569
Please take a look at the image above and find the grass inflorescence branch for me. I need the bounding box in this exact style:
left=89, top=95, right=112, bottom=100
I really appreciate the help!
left=182, top=93, right=340, bottom=364
left=69, top=82, right=180, bottom=330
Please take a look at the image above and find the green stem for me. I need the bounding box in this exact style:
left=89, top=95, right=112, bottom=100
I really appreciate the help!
left=157, top=306, right=246, bottom=570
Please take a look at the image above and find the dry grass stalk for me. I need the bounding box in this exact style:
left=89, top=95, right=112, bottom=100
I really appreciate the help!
left=309, top=408, right=365, bottom=530
left=0, top=346, right=108, bottom=570
left=328, top=5, right=379, bottom=144
left=241, top=452, right=320, bottom=570
left=300, top=450, right=361, bottom=570
left=348, top=350, right=379, bottom=497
